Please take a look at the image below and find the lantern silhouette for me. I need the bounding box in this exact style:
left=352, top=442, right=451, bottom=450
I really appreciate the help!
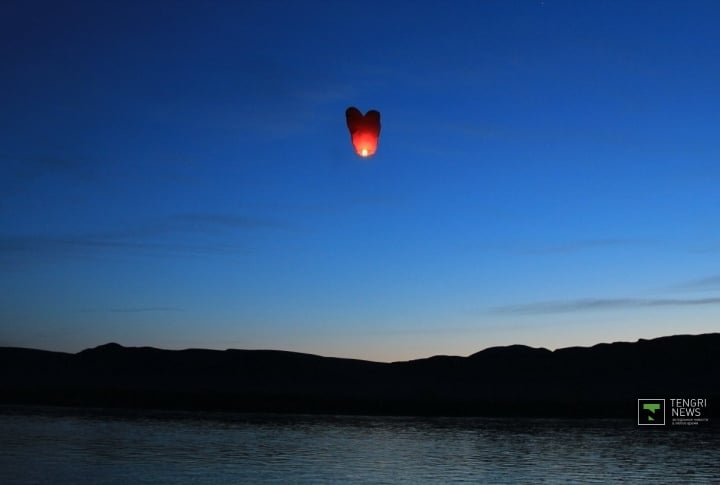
left=345, top=107, right=381, bottom=158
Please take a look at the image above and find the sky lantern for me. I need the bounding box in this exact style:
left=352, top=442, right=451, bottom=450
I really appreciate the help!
left=345, top=107, right=381, bottom=158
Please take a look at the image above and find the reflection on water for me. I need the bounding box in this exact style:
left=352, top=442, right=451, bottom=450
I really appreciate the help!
left=1, top=407, right=718, bottom=484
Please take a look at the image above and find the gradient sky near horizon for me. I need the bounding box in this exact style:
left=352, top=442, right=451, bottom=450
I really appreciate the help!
left=2, top=0, right=720, bottom=361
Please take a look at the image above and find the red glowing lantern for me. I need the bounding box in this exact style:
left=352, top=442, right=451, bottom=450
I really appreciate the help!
left=345, top=107, right=381, bottom=158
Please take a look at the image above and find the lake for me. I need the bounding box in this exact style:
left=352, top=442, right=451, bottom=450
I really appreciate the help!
left=1, top=407, right=718, bottom=483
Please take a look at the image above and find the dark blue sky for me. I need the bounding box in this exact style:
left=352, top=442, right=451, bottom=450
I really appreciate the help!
left=2, top=0, right=719, bottom=361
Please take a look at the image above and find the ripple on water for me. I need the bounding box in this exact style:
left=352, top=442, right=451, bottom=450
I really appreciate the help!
left=1, top=410, right=718, bottom=484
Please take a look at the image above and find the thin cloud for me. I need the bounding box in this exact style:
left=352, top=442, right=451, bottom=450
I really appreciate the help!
left=1, top=152, right=85, bottom=171
left=688, top=240, right=720, bottom=254
left=84, top=213, right=284, bottom=241
left=0, top=153, right=96, bottom=183
left=675, top=274, right=720, bottom=291
left=0, top=153, right=97, bottom=211
left=0, top=212, right=285, bottom=261
left=81, top=307, right=184, bottom=313
left=492, top=296, right=720, bottom=314
left=170, top=213, right=280, bottom=230
left=0, top=235, right=250, bottom=256
left=522, top=238, right=640, bottom=255
left=462, top=238, right=644, bottom=257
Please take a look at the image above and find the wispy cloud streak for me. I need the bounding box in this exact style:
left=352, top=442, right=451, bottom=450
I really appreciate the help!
left=521, top=238, right=639, bottom=255
left=0, top=235, right=249, bottom=256
left=675, top=274, right=720, bottom=291
left=492, top=296, right=720, bottom=314
left=81, top=307, right=184, bottom=313
left=0, top=153, right=97, bottom=186
left=0, top=212, right=286, bottom=260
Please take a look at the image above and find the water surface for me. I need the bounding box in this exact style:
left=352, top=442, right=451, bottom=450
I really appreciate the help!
left=1, top=407, right=717, bottom=483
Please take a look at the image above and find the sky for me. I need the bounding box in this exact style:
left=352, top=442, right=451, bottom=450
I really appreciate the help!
left=2, top=0, right=720, bottom=361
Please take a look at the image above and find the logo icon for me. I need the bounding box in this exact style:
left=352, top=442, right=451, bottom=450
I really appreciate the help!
left=638, top=399, right=665, bottom=425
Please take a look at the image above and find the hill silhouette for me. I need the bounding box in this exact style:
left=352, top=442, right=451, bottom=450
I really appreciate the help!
left=1, top=333, right=718, bottom=418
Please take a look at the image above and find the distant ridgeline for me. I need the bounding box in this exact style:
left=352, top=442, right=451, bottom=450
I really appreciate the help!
left=1, top=334, right=719, bottom=418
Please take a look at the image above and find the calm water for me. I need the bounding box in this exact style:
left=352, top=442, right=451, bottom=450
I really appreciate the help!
left=1, top=407, right=718, bottom=484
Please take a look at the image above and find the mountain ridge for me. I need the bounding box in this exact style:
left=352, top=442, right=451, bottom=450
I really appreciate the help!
left=2, top=333, right=718, bottom=418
